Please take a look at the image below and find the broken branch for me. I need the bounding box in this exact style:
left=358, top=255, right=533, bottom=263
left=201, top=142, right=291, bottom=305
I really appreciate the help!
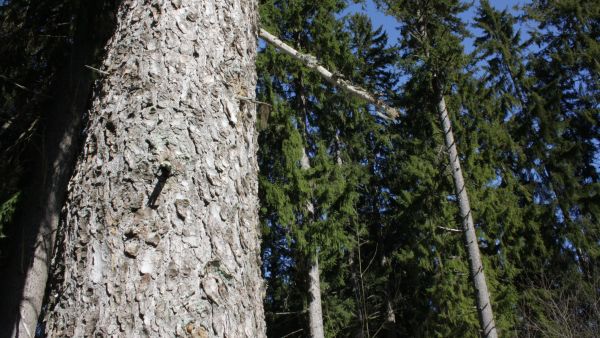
left=259, top=28, right=398, bottom=121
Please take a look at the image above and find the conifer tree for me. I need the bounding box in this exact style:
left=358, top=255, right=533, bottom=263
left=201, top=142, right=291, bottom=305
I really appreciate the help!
left=376, top=0, right=499, bottom=336
left=473, top=1, right=600, bottom=333
left=258, top=1, right=356, bottom=336
left=525, top=0, right=600, bottom=278
left=471, top=3, right=550, bottom=334
left=257, top=2, right=397, bottom=336
left=3, top=0, right=597, bottom=336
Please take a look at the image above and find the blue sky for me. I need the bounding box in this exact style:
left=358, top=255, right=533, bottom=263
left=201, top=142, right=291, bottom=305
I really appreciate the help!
left=341, top=0, right=527, bottom=53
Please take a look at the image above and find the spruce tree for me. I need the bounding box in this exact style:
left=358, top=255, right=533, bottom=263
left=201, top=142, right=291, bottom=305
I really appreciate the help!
left=525, top=0, right=600, bottom=278
left=257, top=1, right=397, bottom=336
left=258, top=1, right=356, bottom=336
left=375, top=0, right=500, bottom=335
left=473, top=0, right=600, bottom=333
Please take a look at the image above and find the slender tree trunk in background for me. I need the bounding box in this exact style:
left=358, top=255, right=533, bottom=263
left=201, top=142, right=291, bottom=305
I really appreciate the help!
left=295, top=71, right=325, bottom=337
left=382, top=255, right=396, bottom=338
left=44, top=0, right=265, bottom=336
left=301, top=147, right=325, bottom=338
left=308, top=253, right=325, bottom=338
left=336, top=136, right=370, bottom=338
left=435, top=83, right=498, bottom=338
left=350, top=251, right=366, bottom=338
left=0, top=3, right=112, bottom=337
left=384, top=297, right=396, bottom=338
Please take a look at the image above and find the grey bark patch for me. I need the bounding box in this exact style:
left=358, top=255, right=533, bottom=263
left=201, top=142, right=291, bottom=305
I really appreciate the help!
left=144, top=232, right=161, bottom=247
left=175, top=198, right=190, bottom=220
left=124, top=241, right=140, bottom=258
left=201, top=277, right=220, bottom=305
left=186, top=11, right=199, bottom=22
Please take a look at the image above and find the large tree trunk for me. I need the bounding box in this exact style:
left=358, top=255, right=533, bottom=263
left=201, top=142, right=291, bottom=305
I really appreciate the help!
left=435, top=85, right=498, bottom=338
left=43, top=0, right=265, bottom=336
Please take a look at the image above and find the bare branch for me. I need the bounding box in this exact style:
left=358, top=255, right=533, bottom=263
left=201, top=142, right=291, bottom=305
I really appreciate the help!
left=281, top=328, right=304, bottom=338
left=236, top=95, right=272, bottom=107
left=0, top=74, right=50, bottom=97
left=437, top=225, right=463, bottom=233
left=84, top=64, right=109, bottom=75
left=259, top=28, right=399, bottom=121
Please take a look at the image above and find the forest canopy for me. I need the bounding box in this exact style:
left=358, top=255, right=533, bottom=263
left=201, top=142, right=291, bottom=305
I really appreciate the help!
left=0, top=0, right=598, bottom=337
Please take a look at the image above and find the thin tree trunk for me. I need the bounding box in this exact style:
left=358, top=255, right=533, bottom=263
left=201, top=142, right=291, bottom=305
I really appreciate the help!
left=382, top=254, right=396, bottom=338
left=308, top=253, right=325, bottom=338
left=335, top=135, right=369, bottom=338
left=384, top=297, right=396, bottom=338
left=435, top=84, right=498, bottom=338
left=44, top=0, right=265, bottom=336
left=0, top=3, right=112, bottom=337
left=301, top=147, right=325, bottom=338
left=295, top=70, right=325, bottom=338
left=349, top=251, right=366, bottom=338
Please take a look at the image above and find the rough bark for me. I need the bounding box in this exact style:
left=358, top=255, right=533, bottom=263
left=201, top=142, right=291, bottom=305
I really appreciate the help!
left=44, top=0, right=265, bottom=336
left=0, top=3, right=113, bottom=337
left=259, top=28, right=398, bottom=121
left=435, top=86, right=498, bottom=338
